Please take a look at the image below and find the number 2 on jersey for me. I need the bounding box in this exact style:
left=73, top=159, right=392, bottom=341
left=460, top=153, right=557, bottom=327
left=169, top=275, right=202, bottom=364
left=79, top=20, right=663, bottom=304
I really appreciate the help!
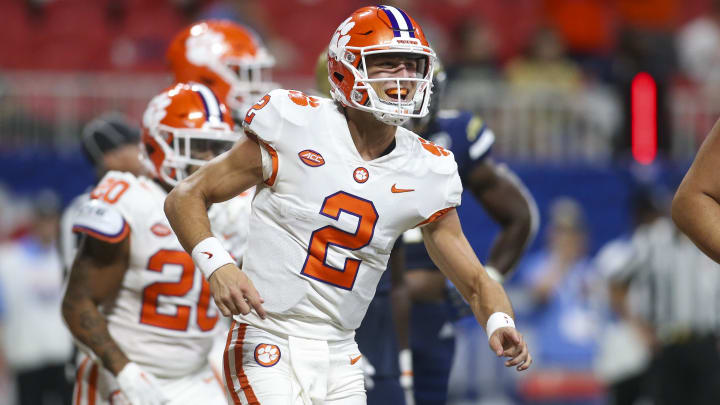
left=301, top=192, right=378, bottom=290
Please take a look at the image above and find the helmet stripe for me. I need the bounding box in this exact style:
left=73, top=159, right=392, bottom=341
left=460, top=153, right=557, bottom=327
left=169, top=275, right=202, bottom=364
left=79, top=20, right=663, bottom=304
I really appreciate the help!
left=394, top=7, right=416, bottom=38
left=191, top=83, right=224, bottom=124
left=379, top=5, right=412, bottom=39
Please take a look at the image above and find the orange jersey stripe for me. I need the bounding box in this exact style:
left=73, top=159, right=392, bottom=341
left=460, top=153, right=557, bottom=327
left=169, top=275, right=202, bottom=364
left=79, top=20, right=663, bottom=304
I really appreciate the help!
left=72, top=222, right=130, bottom=244
left=234, top=323, right=260, bottom=404
left=260, top=141, right=279, bottom=187
left=87, top=363, right=98, bottom=405
left=416, top=207, right=454, bottom=227
left=224, top=321, right=243, bottom=405
left=75, top=357, right=90, bottom=405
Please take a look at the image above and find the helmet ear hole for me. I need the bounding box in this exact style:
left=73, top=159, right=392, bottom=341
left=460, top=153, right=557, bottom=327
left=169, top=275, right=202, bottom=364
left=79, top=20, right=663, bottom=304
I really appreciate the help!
left=333, top=72, right=344, bottom=83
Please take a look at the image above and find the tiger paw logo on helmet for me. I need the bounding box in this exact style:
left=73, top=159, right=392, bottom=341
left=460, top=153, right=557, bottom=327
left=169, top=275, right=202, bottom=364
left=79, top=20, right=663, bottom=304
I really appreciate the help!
left=328, top=17, right=354, bottom=60
left=326, top=5, right=437, bottom=126
left=254, top=343, right=281, bottom=367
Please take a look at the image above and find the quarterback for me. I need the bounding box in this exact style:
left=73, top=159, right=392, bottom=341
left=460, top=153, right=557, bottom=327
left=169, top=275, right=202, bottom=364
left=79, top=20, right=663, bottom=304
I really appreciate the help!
left=62, top=83, right=237, bottom=405
left=165, top=5, right=532, bottom=405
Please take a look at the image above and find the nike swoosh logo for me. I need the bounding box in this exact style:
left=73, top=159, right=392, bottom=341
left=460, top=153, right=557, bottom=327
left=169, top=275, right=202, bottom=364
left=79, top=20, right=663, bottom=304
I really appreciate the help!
left=201, top=251, right=213, bottom=259
left=391, top=184, right=415, bottom=193
left=350, top=354, right=362, bottom=365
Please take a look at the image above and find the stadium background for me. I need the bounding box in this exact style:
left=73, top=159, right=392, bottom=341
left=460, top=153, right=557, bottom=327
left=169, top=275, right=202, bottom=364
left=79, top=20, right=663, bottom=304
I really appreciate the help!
left=0, top=0, right=718, bottom=404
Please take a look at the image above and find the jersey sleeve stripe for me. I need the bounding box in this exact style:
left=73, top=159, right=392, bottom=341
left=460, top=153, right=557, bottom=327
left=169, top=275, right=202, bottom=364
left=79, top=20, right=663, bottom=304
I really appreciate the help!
left=415, top=207, right=455, bottom=227
left=260, top=140, right=279, bottom=186
left=72, top=221, right=130, bottom=244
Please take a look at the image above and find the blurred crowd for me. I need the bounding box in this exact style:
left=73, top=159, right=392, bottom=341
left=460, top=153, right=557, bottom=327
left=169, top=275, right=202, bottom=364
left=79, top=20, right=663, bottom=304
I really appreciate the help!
left=4, top=0, right=720, bottom=159
left=2, top=1, right=720, bottom=405
left=0, top=0, right=720, bottom=162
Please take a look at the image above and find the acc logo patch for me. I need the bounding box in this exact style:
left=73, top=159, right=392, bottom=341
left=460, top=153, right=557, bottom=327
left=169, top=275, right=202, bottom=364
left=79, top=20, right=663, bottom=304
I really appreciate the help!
left=150, top=223, right=172, bottom=237
left=298, top=149, right=325, bottom=167
left=353, top=167, right=369, bottom=183
left=254, top=343, right=281, bottom=367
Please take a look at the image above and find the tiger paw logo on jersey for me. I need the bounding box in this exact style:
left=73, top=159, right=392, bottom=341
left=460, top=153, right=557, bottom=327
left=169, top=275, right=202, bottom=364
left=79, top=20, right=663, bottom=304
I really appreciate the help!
left=254, top=343, right=281, bottom=367
left=298, top=149, right=325, bottom=167
left=353, top=167, right=369, bottom=183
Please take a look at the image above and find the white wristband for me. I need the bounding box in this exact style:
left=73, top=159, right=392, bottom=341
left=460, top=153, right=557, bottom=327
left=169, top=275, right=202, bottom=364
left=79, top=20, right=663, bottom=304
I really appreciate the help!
left=398, top=348, right=413, bottom=376
left=486, top=312, right=515, bottom=341
left=485, top=266, right=504, bottom=283
left=191, top=237, right=234, bottom=280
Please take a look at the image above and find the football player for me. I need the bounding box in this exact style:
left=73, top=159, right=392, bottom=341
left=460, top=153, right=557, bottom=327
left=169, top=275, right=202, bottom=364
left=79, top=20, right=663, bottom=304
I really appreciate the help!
left=673, top=117, right=720, bottom=263
left=59, top=113, right=146, bottom=274
left=167, top=19, right=276, bottom=122
left=62, top=83, right=237, bottom=405
left=312, top=50, right=414, bottom=405
left=403, top=62, right=538, bottom=404
left=165, top=6, right=532, bottom=405
left=167, top=19, right=277, bottom=378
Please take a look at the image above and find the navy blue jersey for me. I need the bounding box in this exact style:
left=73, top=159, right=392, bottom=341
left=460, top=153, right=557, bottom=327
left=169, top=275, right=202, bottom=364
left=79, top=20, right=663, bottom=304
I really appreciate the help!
left=405, top=111, right=495, bottom=405
left=425, top=110, right=495, bottom=182
left=356, top=241, right=401, bottom=375
left=403, top=110, right=495, bottom=272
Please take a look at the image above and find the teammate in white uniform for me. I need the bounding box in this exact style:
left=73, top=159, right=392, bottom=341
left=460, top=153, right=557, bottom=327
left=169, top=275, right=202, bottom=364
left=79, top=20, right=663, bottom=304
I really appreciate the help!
left=167, top=19, right=277, bottom=377
left=61, top=83, right=239, bottom=405
left=165, top=6, right=532, bottom=405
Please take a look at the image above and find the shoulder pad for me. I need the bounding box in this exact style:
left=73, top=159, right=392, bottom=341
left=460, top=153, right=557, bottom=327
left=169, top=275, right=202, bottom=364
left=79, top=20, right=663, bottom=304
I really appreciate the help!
left=410, top=132, right=459, bottom=175
left=72, top=199, right=129, bottom=243
left=90, top=171, right=140, bottom=204
left=242, top=89, right=325, bottom=144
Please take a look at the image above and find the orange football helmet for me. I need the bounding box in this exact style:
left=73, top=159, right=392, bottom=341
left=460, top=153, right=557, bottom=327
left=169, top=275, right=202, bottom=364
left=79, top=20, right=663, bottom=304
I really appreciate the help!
left=167, top=20, right=276, bottom=116
left=327, top=5, right=436, bottom=126
left=141, top=82, right=239, bottom=186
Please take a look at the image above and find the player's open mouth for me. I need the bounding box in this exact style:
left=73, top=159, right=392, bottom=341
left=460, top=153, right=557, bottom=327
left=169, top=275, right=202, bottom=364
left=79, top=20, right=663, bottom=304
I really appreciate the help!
left=385, top=88, right=409, bottom=101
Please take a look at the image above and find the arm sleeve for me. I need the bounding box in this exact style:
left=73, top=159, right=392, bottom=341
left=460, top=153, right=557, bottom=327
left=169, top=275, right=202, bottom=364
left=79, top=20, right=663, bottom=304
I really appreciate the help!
left=242, top=89, right=290, bottom=186
left=416, top=154, right=463, bottom=227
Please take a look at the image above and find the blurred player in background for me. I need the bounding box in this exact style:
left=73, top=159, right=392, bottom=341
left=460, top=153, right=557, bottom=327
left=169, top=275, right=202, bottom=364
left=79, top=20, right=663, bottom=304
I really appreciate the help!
left=165, top=5, right=531, bottom=405
left=167, top=19, right=276, bottom=123
left=0, top=191, right=74, bottom=405
left=402, top=61, right=538, bottom=404
left=166, top=19, right=278, bottom=377
left=59, top=113, right=146, bottom=274
left=312, top=51, right=414, bottom=405
left=61, top=83, right=237, bottom=405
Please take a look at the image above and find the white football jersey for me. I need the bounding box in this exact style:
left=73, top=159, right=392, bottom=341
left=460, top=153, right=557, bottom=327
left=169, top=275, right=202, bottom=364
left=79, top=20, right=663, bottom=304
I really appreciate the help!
left=73, top=171, right=223, bottom=378
left=235, top=89, right=462, bottom=340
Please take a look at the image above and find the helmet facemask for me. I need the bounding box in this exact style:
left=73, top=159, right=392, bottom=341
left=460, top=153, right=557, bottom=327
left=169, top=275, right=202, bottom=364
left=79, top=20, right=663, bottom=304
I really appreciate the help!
left=147, top=122, right=237, bottom=186
left=330, top=41, right=436, bottom=126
